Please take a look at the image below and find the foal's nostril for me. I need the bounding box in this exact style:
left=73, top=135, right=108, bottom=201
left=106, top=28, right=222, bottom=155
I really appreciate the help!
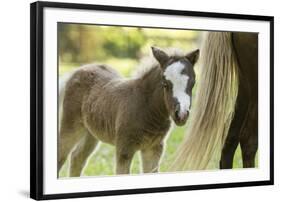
left=175, top=107, right=180, bottom=119
left=175, top=104, right=180, bottom=114
left=175, top=112, right=179, bottom=120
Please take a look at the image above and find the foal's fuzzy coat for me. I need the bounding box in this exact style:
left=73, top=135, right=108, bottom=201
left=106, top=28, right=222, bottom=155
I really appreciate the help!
left=59, top=47, right=199, bottom=176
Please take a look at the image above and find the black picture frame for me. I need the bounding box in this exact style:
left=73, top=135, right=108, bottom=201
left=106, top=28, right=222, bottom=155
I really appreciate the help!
left=30, top=1, right=274, bottom=200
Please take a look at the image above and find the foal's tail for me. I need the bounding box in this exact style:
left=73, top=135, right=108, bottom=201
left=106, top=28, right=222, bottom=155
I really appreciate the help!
left=170, top=32, right=239, bottom=170
left=59, top=70, right=76, bottom=127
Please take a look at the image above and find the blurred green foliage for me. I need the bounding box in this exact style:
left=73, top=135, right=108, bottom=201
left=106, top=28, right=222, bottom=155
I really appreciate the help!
left=58, top=23, right=199, bottom=76
left=102, top=27, right=145, bottom=58
left=58, top=24, right=257, bottom=178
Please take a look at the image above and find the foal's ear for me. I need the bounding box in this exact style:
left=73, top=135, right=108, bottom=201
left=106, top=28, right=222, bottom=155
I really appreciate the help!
left=151, top=46, right=169, bottom=67
left=185, top=49, right=200, bottom=65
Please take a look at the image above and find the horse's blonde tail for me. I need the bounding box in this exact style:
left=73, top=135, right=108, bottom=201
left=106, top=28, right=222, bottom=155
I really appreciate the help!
left=170, top=32, right=239, bottom=171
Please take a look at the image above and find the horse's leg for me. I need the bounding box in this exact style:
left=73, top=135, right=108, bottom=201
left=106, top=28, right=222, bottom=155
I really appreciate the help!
left=240, top=106, right=258, bottom=168
left=58, top=118, right=85, bottom=173
left=141, top=143, right=164, bottom=173
left=220, top=129, right=240, bottom=169
left=69, top=132, right=99, bottom=177
left=115, top=142, right=136, bottom=175
left=220, top=85, right=249, bottom=169
left=231, top=32, right=258, bottom=169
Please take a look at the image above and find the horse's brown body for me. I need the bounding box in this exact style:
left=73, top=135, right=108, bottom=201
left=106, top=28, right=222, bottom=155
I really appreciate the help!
left=220, top=32, right=258, bottom=168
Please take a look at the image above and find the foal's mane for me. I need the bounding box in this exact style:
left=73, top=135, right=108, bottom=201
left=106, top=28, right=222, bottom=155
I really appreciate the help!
left=133, top=47, right=186, bottom=79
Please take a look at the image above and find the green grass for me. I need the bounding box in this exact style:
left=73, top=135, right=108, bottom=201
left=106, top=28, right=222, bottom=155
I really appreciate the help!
left=59, top=124, right=258, bottom=177
left=59, top=61, right=258, bottom=178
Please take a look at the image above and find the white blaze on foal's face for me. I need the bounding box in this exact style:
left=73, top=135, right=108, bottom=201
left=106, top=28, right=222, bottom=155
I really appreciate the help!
left=163, top=61, right=190, bottom=116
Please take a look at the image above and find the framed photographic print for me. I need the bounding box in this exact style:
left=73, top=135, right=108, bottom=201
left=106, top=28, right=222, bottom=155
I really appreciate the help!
left=30, top=1, right=274, bottom=200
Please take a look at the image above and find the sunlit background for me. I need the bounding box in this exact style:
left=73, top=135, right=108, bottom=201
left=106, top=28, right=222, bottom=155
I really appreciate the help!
left=58, top=23, right=256, bottom=177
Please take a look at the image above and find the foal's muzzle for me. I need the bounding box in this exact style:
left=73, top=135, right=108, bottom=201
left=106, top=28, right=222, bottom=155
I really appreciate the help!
left=174, top=109, right=189, bottom=126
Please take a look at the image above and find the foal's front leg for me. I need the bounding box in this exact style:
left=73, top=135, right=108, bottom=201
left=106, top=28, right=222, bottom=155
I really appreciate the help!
left=141, top=143, right=164, bottom=173
left=115, top=144, right=136, bottom=175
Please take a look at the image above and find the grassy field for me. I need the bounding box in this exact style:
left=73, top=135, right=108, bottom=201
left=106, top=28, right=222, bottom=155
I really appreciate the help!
left=59, top=61, right=258, bottom=178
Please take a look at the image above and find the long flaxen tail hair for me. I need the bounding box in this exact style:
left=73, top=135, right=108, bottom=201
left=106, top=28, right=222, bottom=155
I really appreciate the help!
left=170, top=32, right=239, bottom=171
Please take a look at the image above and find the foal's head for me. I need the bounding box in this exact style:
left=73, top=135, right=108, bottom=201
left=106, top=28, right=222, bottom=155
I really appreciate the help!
left=152, top=46, right=199, bottom=126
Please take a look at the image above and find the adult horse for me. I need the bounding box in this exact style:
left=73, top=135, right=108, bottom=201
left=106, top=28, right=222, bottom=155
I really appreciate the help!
left=171, top=32, right=258, bottom=170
